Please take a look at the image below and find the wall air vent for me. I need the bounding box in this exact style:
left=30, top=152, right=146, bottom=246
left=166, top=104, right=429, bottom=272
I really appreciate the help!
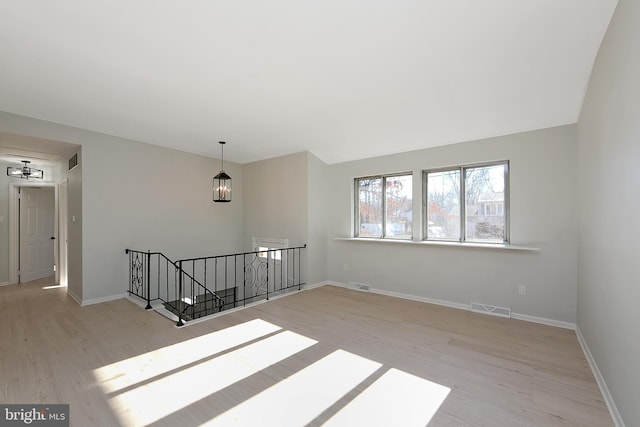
left=69, top=153, right=78, bottom=171
left=348, top=282, right=370, bottom=291
left=470, top=302, right=511, bottom=318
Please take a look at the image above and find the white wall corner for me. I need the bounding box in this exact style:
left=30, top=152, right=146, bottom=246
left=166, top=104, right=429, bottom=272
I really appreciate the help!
left=67, top=288, right=82, bottom=305
left=575, top=326, right=626, bottom=427
left=303, top=281, right=334, bottom=291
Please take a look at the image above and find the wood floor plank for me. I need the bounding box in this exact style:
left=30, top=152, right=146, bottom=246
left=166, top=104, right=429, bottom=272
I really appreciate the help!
left=0, top=279, right=613, bottom=426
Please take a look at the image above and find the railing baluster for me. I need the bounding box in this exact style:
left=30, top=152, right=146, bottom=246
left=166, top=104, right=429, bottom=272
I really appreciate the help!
left=177, top=260, right=184, bottom=327
left=156, top=254, right=160, bottom=307
left=204, top=259, right=208, bottom=315
left=145, top=251, right=152, bottom=309
left=298, top=247, right=301, bottom=290
left=127, top=249, right=131, bottom=295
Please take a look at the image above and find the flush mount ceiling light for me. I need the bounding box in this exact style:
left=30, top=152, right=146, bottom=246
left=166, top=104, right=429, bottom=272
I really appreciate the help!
left=213, top=141, right=231, bottom=203
left=6, top=160, right=44, bottom=180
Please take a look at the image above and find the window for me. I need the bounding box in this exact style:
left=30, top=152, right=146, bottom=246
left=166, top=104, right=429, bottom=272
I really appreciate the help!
left=355, top=173, right=412, bottom=239
left=424, top=161, right=508, bottom=243
left=253, top=237, right=287, bottom=261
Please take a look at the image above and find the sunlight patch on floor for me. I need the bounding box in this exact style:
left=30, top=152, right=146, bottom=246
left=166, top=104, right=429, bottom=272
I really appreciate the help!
left=106, top=330, right=316, bottom=426
left=204, top=349, right=382, bottom=427
left=42, top=284, right=66, bottom=289
left=94, top=319, right=281, bottom=393
left=324, top=368, right=451, bottom=426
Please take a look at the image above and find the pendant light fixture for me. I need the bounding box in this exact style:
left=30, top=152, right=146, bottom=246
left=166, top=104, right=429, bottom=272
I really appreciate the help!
left=6, top=160, right=44, bottom=180
left=213, top=141, right=231, bottom=202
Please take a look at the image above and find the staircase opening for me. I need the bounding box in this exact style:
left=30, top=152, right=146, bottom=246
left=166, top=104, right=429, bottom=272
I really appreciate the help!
left=125, top=244, right=306, bottom=326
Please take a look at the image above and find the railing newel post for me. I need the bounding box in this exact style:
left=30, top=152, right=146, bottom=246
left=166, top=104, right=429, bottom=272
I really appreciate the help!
left=145, top=250, right=152, bottom=309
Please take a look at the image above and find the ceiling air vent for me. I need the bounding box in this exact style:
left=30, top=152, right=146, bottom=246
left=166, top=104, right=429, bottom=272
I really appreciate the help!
left=69, top=153, right=78, bottom=171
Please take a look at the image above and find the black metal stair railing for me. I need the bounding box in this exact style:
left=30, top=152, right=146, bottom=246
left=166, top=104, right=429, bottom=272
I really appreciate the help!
left=175, top=244, right=307, bottom=312
left=125, top=245, right=307, bottom=326
left=125, top=249, right=225, bottom=326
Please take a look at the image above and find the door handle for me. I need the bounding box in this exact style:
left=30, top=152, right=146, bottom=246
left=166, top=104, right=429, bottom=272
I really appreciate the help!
left=51, top=236, right=56, bottom=240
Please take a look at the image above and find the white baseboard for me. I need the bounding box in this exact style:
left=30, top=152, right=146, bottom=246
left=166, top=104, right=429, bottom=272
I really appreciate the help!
left=0, top=282, right=11, bottom=287
left=304, top=281, right=333, bottom=291
left=67, top=288, right=82, bottom=305
left=325, top=281, right=470, bottom=311
left=370, top=287, right=471, bottom=311
left=511, top=312, right=576, bottom=330
left=324, top=281, right=578, bottom=330
left=81, top=293, right=128, bottom=306
left=575, top=327, right=626, bottom=427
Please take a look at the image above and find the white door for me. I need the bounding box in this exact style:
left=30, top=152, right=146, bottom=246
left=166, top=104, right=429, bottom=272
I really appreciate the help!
left=20, top=187, right=55, bottom=282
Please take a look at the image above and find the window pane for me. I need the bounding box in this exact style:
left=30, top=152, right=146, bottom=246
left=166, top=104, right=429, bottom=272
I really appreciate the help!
left=465, top=164, right=506, bottom=242
left=357, top=178, right=382, bottom=237
left=385, top=175, right=412, bottom=239
left=426, top=170, right=460, bottom=240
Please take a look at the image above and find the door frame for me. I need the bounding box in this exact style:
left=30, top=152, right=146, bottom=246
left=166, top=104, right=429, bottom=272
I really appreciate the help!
left=8, top=182, right=59, bottom=285
left=58, top=179, right=68, bottom=287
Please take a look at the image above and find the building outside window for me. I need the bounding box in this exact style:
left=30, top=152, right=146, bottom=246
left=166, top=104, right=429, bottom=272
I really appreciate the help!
left=424, top=161, right=509, bottom=243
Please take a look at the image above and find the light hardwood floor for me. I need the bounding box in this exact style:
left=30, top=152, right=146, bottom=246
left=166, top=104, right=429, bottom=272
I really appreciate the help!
left=0, top=278, right=612, bottom=426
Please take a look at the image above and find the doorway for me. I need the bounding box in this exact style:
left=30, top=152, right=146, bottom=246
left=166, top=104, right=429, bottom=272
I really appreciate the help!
left=8, top=183, right=59, bottom=285
left=19, top=187, right=55, bottom=282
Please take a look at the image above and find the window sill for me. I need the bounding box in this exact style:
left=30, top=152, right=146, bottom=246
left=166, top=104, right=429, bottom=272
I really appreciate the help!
left=333, top=237, right=540, bottom=252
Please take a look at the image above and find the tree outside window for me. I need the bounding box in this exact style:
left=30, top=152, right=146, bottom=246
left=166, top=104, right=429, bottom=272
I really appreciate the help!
left=355, top=174, right=412, bottom=239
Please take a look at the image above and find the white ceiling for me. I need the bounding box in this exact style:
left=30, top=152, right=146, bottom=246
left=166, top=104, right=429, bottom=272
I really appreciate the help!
left=0, top=1, right=617, bottom=164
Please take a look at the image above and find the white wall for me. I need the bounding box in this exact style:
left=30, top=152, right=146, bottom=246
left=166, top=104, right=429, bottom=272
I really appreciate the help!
left=0, top=111, right=244, bottom=302
left=307, top=152, right=329, bottom=285
left=66, top=148, right=83, bottom=300
left=0, top=168, right=9, bottom=284
left=242, top=151, right=330, bottom=286
left=577, top=0, right=640, bottom=424
left=326, top=125, right=578, bottom=323
left=243, top=152, right=308, bottom=249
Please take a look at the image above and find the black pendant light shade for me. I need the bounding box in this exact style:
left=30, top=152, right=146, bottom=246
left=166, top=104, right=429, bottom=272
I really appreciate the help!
left=213, top=141, right=231, bottom=202
left=6, top=160, right=44, bottom=180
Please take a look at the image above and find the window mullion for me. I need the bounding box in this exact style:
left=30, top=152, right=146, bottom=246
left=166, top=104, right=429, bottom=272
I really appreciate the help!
left=381, top=176, right=387, bottom=238
left=504, top=162, right=510, bottom=243
left=422, top=171, right=427, bottom=239
left=354, top=179, right=359, bottom=237
left=460, top=167, right=466, bottom=242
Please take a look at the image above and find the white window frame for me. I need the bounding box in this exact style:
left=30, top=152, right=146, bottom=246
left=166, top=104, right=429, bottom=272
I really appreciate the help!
left=423, top=161, right=509, bottom=244
left=354, top=172, right=413, bottom=240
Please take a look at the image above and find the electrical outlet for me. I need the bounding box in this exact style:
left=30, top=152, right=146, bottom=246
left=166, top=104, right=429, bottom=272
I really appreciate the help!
left=518, top=285, right=527, bottom=296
